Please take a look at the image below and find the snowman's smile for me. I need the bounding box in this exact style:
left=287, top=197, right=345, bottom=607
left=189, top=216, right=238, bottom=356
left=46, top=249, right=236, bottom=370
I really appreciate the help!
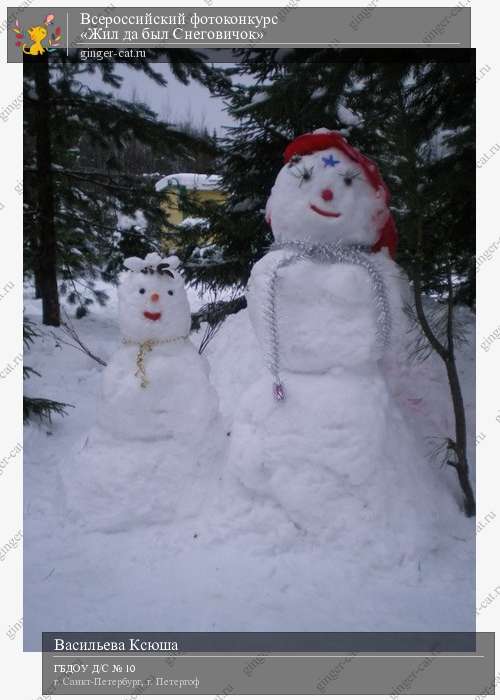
left=310, top=203, right=341, bottom=218
left=144, top=311, right=162, bottom=321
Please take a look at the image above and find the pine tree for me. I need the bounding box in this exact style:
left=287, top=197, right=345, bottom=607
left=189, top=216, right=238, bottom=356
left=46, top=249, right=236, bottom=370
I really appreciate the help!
left=24, top=52, right=224, bottom=325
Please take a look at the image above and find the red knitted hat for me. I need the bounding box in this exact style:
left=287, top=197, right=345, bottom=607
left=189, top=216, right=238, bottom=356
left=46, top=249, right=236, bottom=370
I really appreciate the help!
left=283, top=130, right=398, bottom=258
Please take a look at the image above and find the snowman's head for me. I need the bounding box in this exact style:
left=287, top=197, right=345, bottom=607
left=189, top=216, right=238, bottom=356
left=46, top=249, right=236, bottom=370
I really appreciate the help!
left=266, top=129, right=397, bottom=255
left=118, top=253, right=191, bottom=342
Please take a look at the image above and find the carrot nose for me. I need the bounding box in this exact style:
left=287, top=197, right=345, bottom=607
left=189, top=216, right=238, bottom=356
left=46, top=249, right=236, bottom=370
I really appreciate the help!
left=150, top=293, right=160, bottom=303
left=321, top=188, right=334, bottom=201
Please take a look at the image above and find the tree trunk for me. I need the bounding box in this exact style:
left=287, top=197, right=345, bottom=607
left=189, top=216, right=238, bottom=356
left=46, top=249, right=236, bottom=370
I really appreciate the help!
left=445, top=357, right=476, bottom=516
left=444, top=263, right=475, bottom=517
left=396, top=84, right=475, bottom=517
left=28, top=228, right=42, bottom=298
left=34, top=271, right=42, bottom=299
left=412, top=260, right=476, bottom=518
left=33, top=55, right=60, bottom=326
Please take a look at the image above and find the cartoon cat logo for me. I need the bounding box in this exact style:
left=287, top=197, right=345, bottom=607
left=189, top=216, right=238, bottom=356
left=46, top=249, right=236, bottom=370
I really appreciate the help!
left=12, top=14, right=62, bottom=56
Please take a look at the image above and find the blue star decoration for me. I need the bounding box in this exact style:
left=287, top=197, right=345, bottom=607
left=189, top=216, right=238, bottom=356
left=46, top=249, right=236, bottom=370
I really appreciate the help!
left=322, top=154, right=341, bottom=167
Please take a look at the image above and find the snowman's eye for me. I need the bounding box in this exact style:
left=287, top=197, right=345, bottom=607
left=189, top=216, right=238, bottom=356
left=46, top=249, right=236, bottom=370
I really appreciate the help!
left=168, top=290, right=174, bottom=296
left=340, top=169, right=361, bottom=186
left=139, top=288, right=145, bottom=294
left=290, top=164, right=314, bottom=187
left=301, top=168, right=313, bottom=182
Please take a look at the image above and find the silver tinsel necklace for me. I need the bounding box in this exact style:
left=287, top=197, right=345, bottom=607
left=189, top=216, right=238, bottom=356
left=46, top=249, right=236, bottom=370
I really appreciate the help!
left=263, top=239, right=392, bottom=401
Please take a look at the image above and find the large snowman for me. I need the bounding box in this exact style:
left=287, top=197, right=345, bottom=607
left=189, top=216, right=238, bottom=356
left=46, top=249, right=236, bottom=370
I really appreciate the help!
left=227, top=129, right=453, bottom=565
left=63, top=253, right=224, bottom=532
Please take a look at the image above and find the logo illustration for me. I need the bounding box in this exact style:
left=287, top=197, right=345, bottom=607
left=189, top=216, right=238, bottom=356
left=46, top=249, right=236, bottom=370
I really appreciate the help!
left=12, top=13, right=62, bottom=56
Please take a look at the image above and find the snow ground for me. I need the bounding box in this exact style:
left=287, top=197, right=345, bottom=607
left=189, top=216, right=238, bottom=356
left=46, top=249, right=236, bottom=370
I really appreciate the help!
left=23, top=283, right=475, bottom=650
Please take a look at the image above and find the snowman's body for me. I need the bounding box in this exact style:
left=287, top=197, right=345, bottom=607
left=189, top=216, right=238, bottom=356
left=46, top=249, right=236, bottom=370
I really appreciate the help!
left=100, top=339, right=218, bottom=443
left=248, top=248, right=407, bottom=373
left=63, top=254, right=223, bottom=532
left=228, top=132, right=451, bottom=563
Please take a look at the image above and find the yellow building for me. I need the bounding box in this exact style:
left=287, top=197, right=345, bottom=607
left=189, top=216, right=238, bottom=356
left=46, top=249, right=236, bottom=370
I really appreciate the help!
left=155, top=172, right=224, bottom=228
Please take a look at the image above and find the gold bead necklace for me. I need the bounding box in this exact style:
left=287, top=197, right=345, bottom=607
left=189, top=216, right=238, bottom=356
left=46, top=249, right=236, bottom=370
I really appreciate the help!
left=122, top=336, right=188, bottom=388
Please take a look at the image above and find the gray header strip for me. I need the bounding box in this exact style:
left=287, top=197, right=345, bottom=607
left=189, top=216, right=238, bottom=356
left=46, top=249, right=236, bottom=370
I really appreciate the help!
left=7, top=6, right=471, bottom=62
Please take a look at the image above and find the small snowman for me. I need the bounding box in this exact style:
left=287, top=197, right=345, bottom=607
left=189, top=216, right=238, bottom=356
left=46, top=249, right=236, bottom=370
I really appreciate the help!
left=63, top=252, right=224, bottom=532
left=99, top=252, right=220, bottom=443
left=227, top=129, right=455, bottom=565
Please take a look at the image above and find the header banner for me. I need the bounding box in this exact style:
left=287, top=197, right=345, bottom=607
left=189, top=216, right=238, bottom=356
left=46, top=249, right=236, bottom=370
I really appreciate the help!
left=6, top=6, right=471, bottom=61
